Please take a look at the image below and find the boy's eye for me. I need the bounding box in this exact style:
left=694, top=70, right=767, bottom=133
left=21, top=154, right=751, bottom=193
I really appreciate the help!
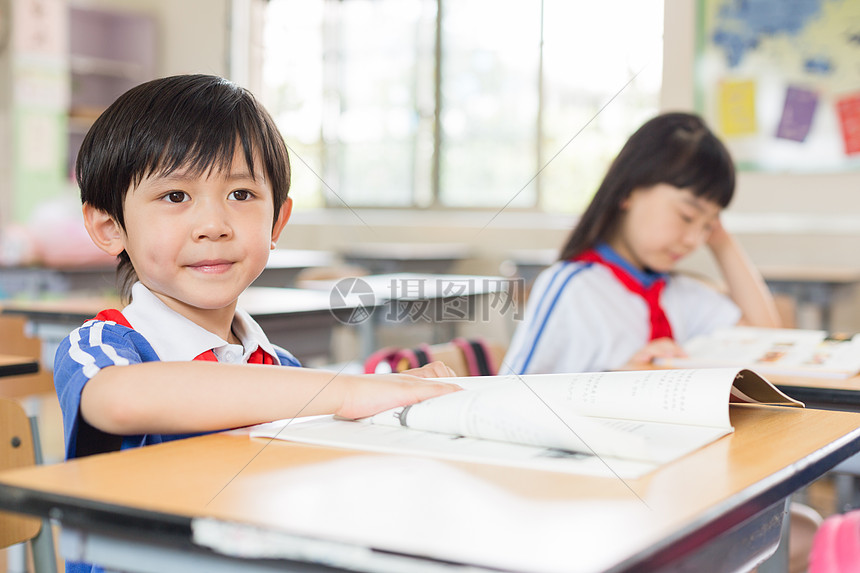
left=163, top=191, right=188, bottom=203
left=229, top=189, right=252, bottom=201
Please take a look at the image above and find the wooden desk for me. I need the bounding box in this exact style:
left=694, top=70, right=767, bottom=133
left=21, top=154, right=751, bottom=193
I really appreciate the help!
left=0, top=287, right=362, bottom=366
left=0, top=354, right=38, bottom=378
left=0, top=405, right=858, bottom=573
left=1, top=275, right=510, bottom=366
left=0, top=249, right=334, bottom=297
left=767, top=372, right=860, bottom=410
left=301, top=273, right=513, bottom=357
left=340, top=242, right=471, bottom=275
left=501, top=247, right=557, bottom=286
left=252, top=249, right=336, bottom=288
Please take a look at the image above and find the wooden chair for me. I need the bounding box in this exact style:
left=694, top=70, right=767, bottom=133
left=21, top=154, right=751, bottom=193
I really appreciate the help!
left=0, top=398, right=58, bottom=573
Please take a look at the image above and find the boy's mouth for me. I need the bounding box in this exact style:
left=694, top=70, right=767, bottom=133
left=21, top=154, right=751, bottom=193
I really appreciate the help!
left=188, top=260, right=234, bottom=273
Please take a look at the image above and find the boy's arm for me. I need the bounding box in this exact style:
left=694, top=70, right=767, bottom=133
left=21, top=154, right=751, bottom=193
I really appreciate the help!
left=707, top=218, right=781, bottom=328
left=81, top=361, right=459, bottom=435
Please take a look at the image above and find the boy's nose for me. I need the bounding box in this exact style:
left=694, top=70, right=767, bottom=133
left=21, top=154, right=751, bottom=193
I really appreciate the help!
left=193, top=202, right=232, bottom=240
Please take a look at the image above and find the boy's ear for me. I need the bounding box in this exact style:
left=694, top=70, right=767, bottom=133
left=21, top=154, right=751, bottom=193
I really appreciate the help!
left=82, top=203, right=126, bottom=256
left=270, top=197, right=293, bottom=247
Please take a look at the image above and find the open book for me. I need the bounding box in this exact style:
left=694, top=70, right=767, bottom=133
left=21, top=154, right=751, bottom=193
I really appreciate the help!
left=655, top=326, right=860, bottom=379
left=251, top=368, right=802, bottom=478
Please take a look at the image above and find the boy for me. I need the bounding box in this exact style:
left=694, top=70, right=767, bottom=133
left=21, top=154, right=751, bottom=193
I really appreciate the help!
left=55, top=74, right=458, bottom=464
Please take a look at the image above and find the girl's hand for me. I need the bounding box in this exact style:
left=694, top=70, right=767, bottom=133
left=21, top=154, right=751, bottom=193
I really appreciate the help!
left=706, top=216, right=732, bottom=250
left=626, top=337, right=687, bottom=366
left=401, top=360, right=458, bottom=378
left=335, top=372, right=461, bottom=420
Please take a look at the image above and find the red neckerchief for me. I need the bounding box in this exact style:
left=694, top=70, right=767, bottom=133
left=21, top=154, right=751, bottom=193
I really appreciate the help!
left=93, top=309, right=275, bottom=364
left=573, top=249, right=674, bottom=341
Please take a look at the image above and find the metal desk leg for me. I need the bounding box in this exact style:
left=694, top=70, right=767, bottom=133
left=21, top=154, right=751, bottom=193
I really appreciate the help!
left=29, top=417, right=58, bottom=573
left=755, top=498, right=790, bottom=573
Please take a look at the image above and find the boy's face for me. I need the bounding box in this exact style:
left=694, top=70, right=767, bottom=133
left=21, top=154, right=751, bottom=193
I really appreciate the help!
left=114, top=149, right=290, bottom=318
left=608, top=183, right=721, bottom=273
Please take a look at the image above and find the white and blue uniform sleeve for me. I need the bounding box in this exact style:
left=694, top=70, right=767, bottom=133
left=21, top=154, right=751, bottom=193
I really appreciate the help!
left=274, top=345, right=301, bottom=367
left=54, top=319, right=303, bottom=460
left=54, top=319, right=160, bottom=460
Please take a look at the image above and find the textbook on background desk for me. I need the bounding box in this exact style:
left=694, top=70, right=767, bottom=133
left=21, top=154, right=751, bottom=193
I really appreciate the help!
left=252, top=368, right=802, bottom=479
left=656, top=326, right=860, bottom=379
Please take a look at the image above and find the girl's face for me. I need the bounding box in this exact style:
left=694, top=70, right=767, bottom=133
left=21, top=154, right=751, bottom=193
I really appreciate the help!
left=607, top=183, right=721, bottom=272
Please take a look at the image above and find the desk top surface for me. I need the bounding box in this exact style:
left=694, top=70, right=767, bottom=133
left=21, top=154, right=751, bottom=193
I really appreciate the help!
left=263, top=249, right=335, bottom=269
left=0, top=287, right=357, bottom=322
left=1, top=274, right=506, bottom=322
left=757, top=265, right=860, bottom=284
left=300, top=272, right=508, bottom=299
left=768, top=371, right=860, bottom=406
left=1, top=405, right=858, bottom=573
left=340, top=242, right=472, bottom=260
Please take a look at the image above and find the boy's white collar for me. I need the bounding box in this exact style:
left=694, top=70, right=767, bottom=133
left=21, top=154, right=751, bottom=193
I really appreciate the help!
left=121, top=282, right=281, bottom=364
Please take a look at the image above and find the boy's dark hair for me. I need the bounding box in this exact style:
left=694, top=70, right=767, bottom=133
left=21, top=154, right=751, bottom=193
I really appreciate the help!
left=559, top=112, right=734, bottom=261
left=75, top=74, right=291, bottom=300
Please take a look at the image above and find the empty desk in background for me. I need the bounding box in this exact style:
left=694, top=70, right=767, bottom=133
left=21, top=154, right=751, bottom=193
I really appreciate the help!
left=0, top=249, right=334, bottom=297
left=0, top=355, right=38, bottom=378
left=0, top=316, right=58, bottom=400
left=301, top=273, right=514, bottom=358
left=0, top=287, right=366, bottom=367
left=758, top=265, right=860, bottom=332
left=0, top=405, right=859, bottom=573
left=501, top=248, right=557, bottom=285
left=771, top=373, right=860, bottom=411
left=0, top=264, right=118, bottom=297
left=250, top=249, right=336, bottom=288
left=2, top=276, right=511, bottom=366
left=340, top=242, right=471, bottom=274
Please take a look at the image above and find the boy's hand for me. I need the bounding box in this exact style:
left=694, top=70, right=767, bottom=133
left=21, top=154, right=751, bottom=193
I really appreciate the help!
left=626, top=337, right=687, bottom=366
left=335, top=371, right=461, bottom=420
left=401, top=360, right=457, bottom=378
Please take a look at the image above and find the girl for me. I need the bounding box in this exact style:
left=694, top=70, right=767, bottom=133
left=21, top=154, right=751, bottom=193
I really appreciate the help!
left=503, top=112, right=780, bottom=375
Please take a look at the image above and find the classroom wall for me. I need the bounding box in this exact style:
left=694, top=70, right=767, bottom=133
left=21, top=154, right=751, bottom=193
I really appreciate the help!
left=0, top=0, right=230, bottom=229
left=3, top=1, right=860, bottom=331
left=662, top=2, right=860, bottom=332
left=68, top=0, right=230, bottom=77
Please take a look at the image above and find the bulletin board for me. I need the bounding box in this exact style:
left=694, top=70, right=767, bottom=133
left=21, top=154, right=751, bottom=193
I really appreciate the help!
left=695, top=0, right=860, bottom=172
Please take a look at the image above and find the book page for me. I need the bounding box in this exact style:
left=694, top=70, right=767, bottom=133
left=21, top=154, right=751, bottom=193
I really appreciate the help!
left=250, top=415, right=731, bottom=478
left=250, top=368, right=794, bottom=474
left=368, top=368, right=741, bottom=435
left=731, top=369, right=804, bottom=405
left=657, top=327, right=860, bottom=378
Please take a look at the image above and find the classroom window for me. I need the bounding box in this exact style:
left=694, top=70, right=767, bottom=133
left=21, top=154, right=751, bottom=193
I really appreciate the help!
left=261, top=0, right=663, bottom=212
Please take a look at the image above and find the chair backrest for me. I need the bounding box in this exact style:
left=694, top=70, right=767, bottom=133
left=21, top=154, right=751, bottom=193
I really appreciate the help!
left=0, top=397, right=41, bottom=548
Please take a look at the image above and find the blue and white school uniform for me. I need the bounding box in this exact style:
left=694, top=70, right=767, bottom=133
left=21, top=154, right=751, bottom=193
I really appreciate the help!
left=54, top=281, right=301, bottom=461
left=502, top=244, right=740, bottom=375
